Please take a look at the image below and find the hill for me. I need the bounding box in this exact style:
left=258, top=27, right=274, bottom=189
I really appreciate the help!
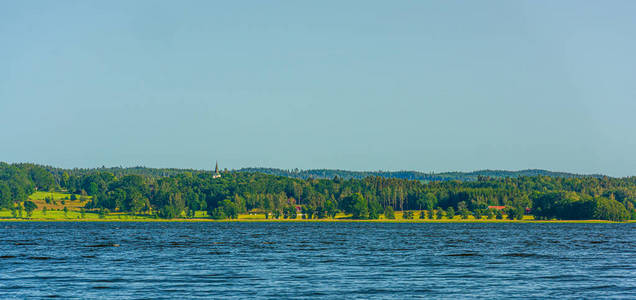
left=12, top=163, right=608, bottom=182
left=237, top=168, right=607, bottom=181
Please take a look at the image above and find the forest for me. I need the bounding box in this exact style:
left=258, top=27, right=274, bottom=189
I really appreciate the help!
left=1, top=162, right=634, bottom=221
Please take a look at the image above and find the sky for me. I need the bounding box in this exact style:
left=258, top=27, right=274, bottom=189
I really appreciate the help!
left=1, top=1, right=635, bottom=176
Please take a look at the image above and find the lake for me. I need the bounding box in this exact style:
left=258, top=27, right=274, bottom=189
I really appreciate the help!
left=1, top=222, right=634, bottom=299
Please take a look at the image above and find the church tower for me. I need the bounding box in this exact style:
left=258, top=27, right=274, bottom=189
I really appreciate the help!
left=213, top=161, right=221, bottom=178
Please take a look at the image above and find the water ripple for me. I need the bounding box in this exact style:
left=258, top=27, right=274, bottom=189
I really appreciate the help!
left=0, top=222, right=634, bottom=299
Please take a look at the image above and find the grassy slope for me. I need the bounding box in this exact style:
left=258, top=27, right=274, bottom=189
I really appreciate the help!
left=28, top=191, right=91, bottom=210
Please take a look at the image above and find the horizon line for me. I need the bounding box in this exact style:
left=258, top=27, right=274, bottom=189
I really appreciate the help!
left=1, top=161, right=615, bottom=178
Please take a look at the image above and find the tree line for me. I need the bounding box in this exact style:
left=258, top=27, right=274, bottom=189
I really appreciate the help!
left=1, top=162, right=634, bottom=221
left=238, top=167, right=603, bottom=181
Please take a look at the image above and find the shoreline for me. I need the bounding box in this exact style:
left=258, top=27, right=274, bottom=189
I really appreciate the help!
left=0, top=217, right=630, bottom=223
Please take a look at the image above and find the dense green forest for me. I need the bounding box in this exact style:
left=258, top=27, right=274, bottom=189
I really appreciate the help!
left=1, top=162, right=633, bottom=221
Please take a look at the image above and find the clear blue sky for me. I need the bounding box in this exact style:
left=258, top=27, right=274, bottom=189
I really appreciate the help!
left=1, top=1, right=635, bottom=176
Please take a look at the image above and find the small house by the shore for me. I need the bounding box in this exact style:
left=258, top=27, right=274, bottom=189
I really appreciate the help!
left=488, top=206, right=506, bottom=210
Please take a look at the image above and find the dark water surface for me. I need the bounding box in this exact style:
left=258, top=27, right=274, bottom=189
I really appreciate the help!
left=0, top=222, right=634, bottom=299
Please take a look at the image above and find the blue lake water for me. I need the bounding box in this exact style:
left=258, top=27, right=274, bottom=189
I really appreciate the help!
left=0, top=222, right=634, bottom=299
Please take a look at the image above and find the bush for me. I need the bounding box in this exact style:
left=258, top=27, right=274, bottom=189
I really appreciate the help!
left=158, top=205, right=178, bottom=219
left=302, top=206, right=313, bottom=219
left=368, top=205, right=380, bottom=219
left=24, top=201, right=37, bottom=218
left=368, top=200, right=382, bottom=220
left=221, top=199, right=239, bottom=219
left=384, top=206, right=395, bottom=219
left=210, top=207, right=227, bottom=219
left=282, top=206, right=298, bottom=219
left=283, top=206, right=292, bottom=219
left=351, top=193, right=369, bottom=219
left=435, top=208, right=444, bottom=219
left=594, top=197, right=629, bottom=222
left=506, top=207, right=524, bottom=220
left=473, top=209, right=483, bottom=220
left=446, top=207, right=455, bottom=219
left=98, top=208, right=109, bottom=219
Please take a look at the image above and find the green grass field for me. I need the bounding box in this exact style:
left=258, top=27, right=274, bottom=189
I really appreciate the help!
left=27, top=191, right=92, bottom=211
left=0, top=209, right=156, bottom=221
left=29, top=191, right=81, bottom=201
